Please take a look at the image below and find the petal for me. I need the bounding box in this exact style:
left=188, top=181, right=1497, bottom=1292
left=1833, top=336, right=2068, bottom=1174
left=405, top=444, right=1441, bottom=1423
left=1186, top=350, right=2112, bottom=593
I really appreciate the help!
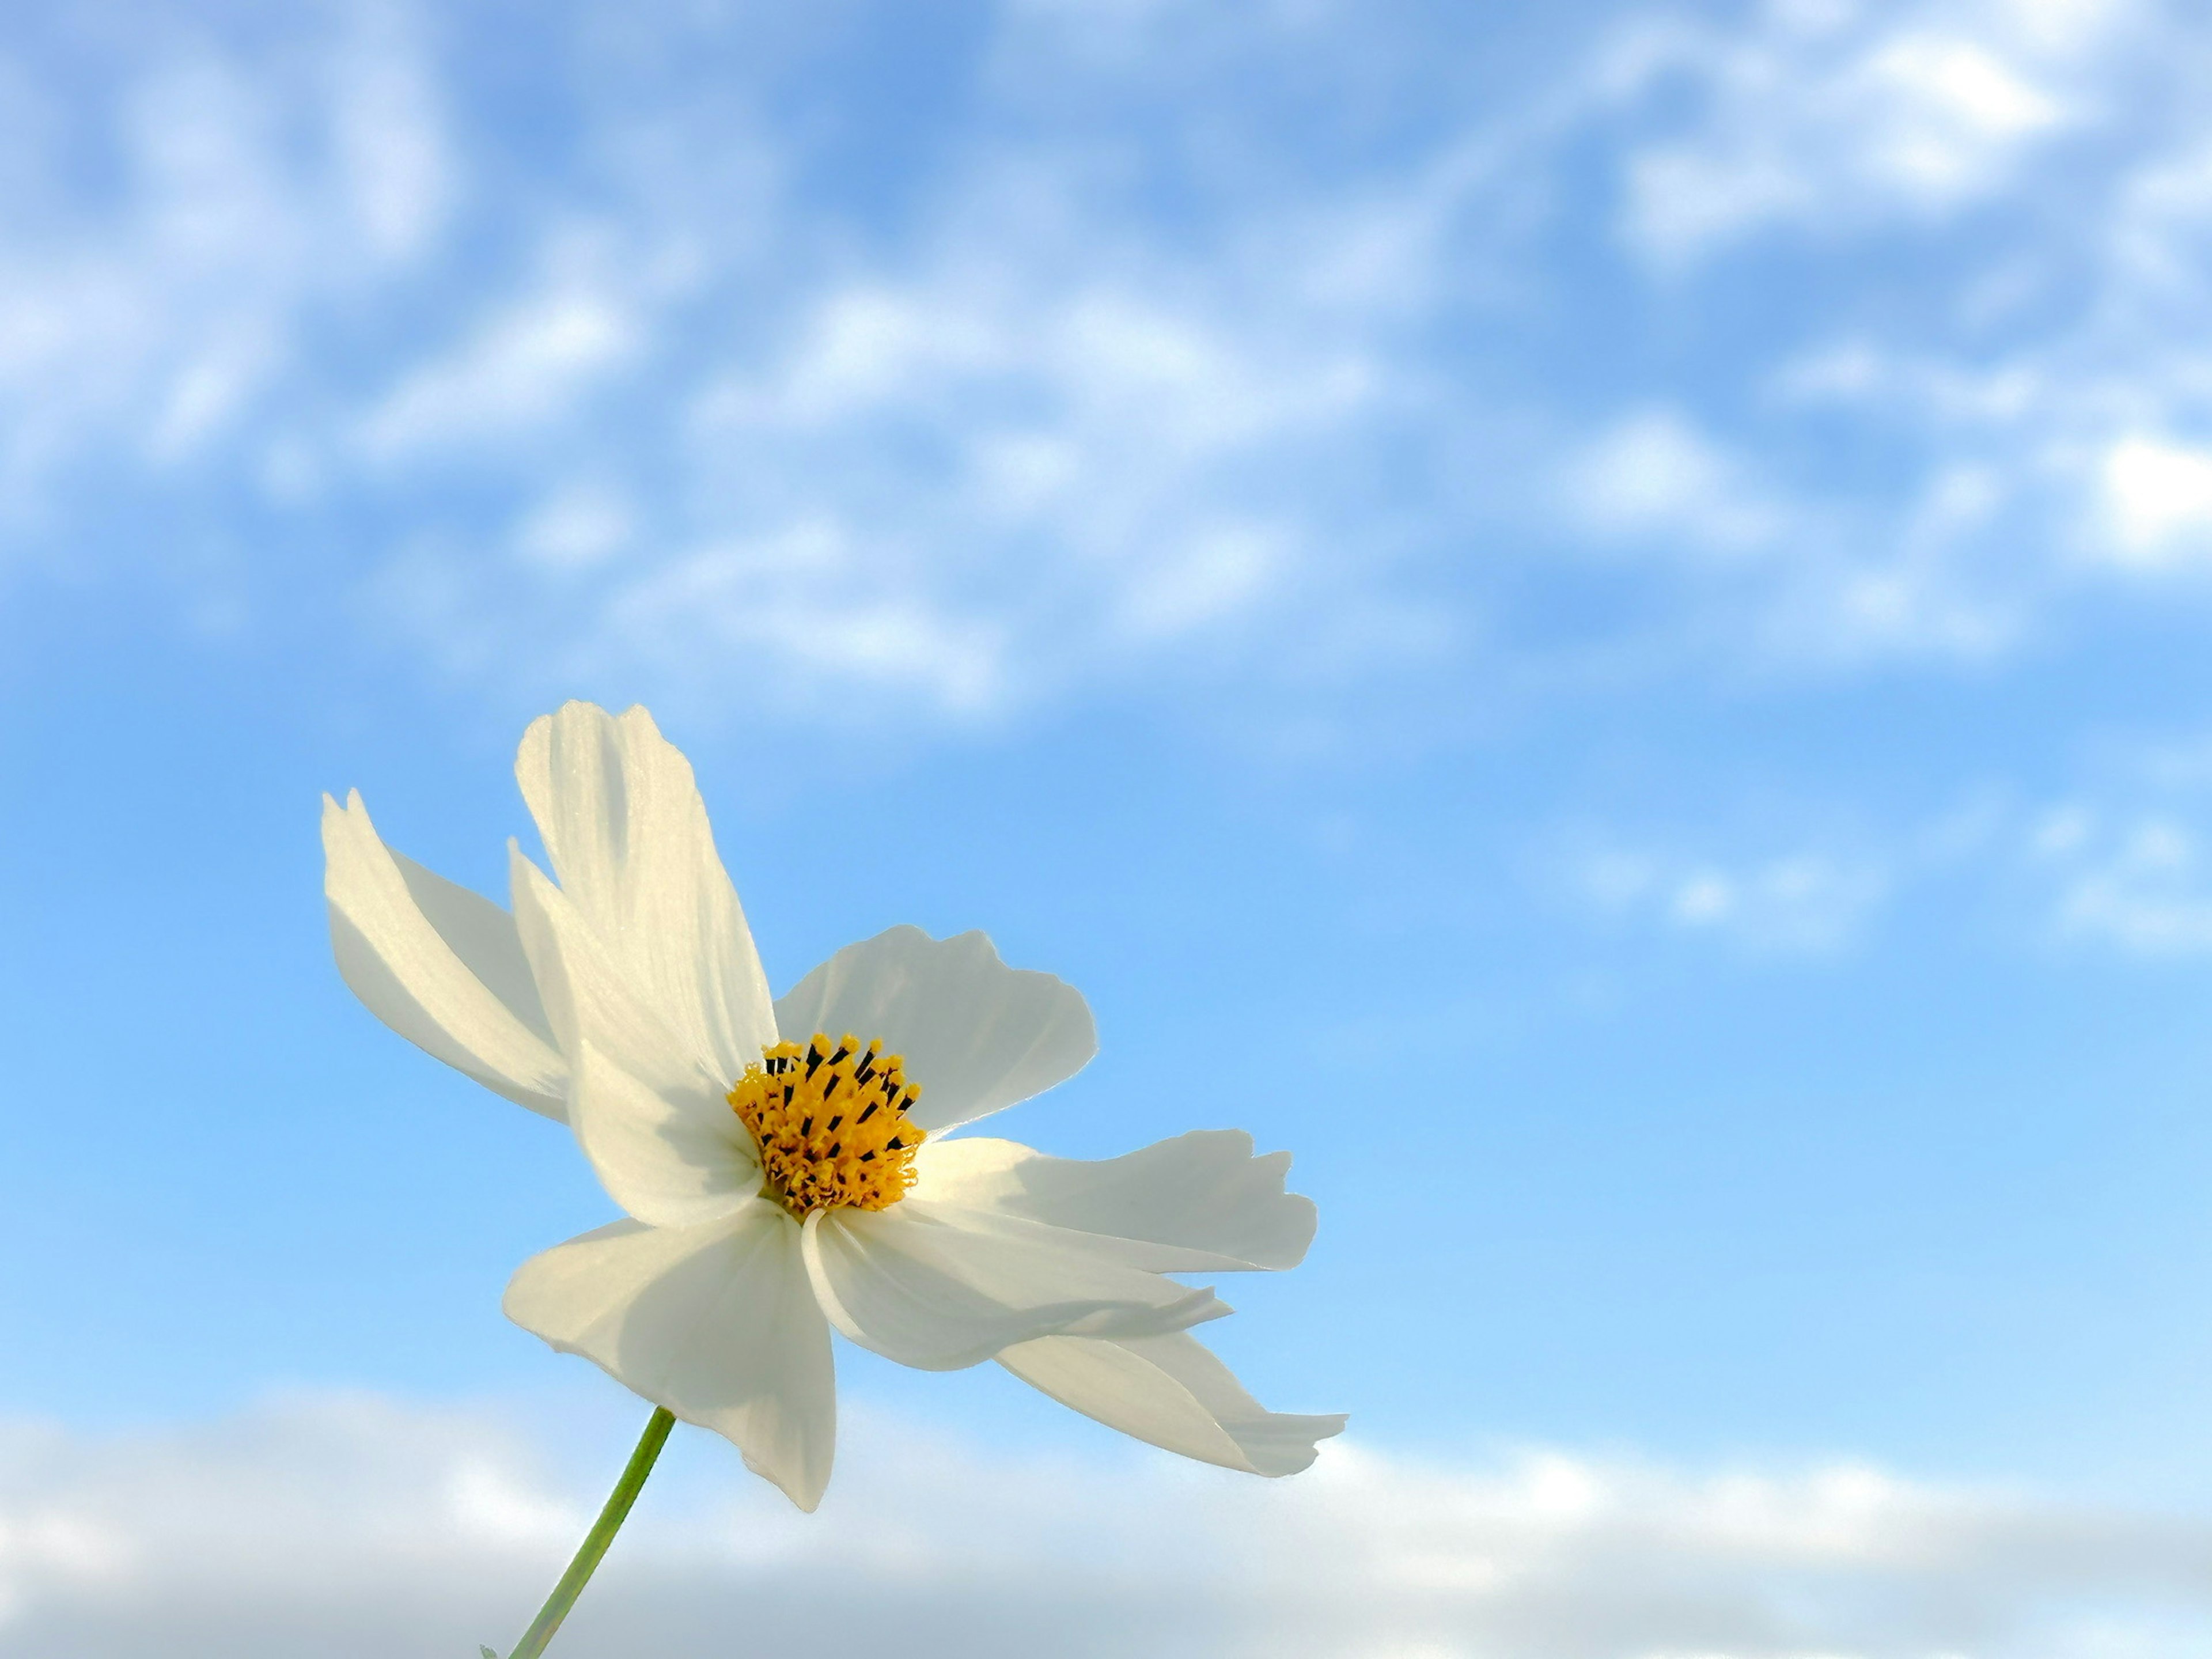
left=509, top=846, right=727, bottom=1100
left=912, top=1131, right=1317, bottom=1272
left=799, top=1199, right=1226, bottom=1372
left=511, top=854, right=760, bottom=1227
left=773, top=926, right=1095, bottom=1134
left=515, top=702, right=777, bottom=1084
left=503, top=1209, right=836, bottom=1511
left=997, top=1330, right=1347, bottom=1477
left=565, top=1039, right=765, bottom=1228
left=322, top=791, right=567, bottom=1119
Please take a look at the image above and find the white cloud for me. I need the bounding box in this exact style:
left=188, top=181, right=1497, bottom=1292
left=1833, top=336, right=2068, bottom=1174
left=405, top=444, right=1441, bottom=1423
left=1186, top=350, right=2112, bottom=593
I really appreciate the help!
left=327, top=17, right=454, bottom=264
left=10, top=0, right=2212, bottom=724
left=1858, top=31, right=2066, bottom=184
left=1532, top=0, right=2212, bottom=668
left=0, top=8, right=454, bottom=520
left=2097, top=435, right=2212, bottom=567
left=3, top=1391, right=2212, bottom=1658
left=600, top=524, right=1017, bottom=717
left=1577, top=843, right=1891, bottom=955
left=0, top=0, right=1453, bottom=729
left=1618, top=3, right=2098, bottom=264
left=513, top=485, right=634, bottom=570
left=1575, top=772, right=2212, bottom=966
left=358, top=286, right=641, bottom=461
left=1584, top=0, right=2212, bottom=657
left=368, top=183, right=1390, bottom=717
left=1563, top=409, right=1783, bottom=555
left=2038, top=807, right=2212, bottom=953
left=1116, top=521, right=1284, bottom=639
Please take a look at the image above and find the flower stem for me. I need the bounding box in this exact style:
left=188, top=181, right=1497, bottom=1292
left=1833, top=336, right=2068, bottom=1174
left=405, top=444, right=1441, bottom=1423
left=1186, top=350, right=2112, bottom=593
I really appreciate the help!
left=500, top=1406, right=676, bottom=1659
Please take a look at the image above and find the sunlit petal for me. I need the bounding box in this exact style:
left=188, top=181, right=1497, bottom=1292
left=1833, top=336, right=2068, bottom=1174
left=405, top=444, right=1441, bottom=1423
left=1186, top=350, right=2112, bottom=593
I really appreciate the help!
left=516, top=702, right=778, bottom=1083
left=912, top=1130, right=1316, bottom=1271
left=998, top=1329, right=1346, bottom=1476
left=774, top=926, right=1094, bottom=1134
left=322, top=790, right=567, bottom=1118
left=504, top=1207, right=835, bottom=1511
left=799, top=1199, right=1226, bottom=1371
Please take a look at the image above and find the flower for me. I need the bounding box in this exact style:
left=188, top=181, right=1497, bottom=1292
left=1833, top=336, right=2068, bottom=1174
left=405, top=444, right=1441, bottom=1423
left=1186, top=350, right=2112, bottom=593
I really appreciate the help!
left=323, top=701, right=1343, bottom=1509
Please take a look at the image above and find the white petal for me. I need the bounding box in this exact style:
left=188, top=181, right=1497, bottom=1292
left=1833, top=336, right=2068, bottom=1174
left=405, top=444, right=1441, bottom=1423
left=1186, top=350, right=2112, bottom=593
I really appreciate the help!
left=511, top=854, right=760, bottom=1227
left=515, top=702, right=777, bottom=1084
left=912, top=1131, right=1317, bottom=1272
left=322, top=791, right=568, bottom=1119
left=509, top=846, right=725, bottom=1099
left=998, top=1330, right=1347, bottom=1477
left=773, top=926, right=1095, bottom=1134
left=504, top=1209, right=835, bottom=1511
left=563, top=1040, right=765, bottom=1228
left=799, top=1199, right=1226, bottom=1372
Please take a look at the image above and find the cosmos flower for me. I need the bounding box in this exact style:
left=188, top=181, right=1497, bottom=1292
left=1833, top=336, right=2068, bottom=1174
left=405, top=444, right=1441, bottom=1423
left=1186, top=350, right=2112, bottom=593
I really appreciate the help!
left=323, top=701, right=1342, bottom=1509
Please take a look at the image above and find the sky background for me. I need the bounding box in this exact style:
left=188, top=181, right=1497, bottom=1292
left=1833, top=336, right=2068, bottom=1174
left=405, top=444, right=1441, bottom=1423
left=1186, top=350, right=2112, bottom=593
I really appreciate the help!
left=6, top=0, right=2212, bottom=1652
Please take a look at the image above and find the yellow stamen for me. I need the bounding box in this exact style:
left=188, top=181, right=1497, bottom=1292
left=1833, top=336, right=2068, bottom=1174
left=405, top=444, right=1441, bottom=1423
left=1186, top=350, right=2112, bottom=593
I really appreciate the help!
left=728, top=1032, right=926, bottom=1218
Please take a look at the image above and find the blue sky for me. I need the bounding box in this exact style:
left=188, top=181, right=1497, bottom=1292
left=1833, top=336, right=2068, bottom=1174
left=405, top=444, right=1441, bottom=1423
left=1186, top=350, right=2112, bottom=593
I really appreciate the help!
left=8, top=0, right=2212, bottom=1652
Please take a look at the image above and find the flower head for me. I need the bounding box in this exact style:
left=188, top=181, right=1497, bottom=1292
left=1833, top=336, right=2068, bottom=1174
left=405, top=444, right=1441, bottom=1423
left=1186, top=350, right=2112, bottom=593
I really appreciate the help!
left=324, top=701, right=1343, bottom=1509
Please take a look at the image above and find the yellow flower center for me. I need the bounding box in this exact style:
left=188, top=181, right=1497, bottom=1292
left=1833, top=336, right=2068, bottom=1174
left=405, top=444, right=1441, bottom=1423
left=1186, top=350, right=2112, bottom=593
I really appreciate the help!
left=728, top=1033, right=926, bottom=1218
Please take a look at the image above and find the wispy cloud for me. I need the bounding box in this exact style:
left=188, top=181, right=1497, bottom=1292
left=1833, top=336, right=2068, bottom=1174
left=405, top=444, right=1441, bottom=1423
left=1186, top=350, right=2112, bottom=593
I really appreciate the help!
left=0, top=8, right=452, bottom=519
left=1574, top=841, right=1893, bottom=956
left=2033, top=803, right=2212, bottom=954
left=1564, top=743, right=2212, bottom=965
left=12, top=0, right=2212, bottom=725
left=2096, top=434, right=2212, bottom=569
left=1615, top=1, right=2104, bottom=266
left=1560, top=408, right=1785, bottom=556
left=3, top=1390, right=2211, bottom=1658
left=357, top=285, right=642, bottom=463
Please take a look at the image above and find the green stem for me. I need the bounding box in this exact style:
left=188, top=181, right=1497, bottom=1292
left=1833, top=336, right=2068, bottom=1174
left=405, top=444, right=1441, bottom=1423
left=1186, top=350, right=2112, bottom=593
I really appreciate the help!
left=500, top=1406, right=676, bottom=1659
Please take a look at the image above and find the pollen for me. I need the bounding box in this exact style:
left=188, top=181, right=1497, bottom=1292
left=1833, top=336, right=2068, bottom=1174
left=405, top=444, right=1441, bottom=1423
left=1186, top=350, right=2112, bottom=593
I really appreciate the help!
left=728, top=1033, right=926, bottom=1218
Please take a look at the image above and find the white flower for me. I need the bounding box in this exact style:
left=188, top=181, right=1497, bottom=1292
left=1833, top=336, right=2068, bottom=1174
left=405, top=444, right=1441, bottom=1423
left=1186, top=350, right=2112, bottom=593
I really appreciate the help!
left=323, top=701, right=1344, bottom=1510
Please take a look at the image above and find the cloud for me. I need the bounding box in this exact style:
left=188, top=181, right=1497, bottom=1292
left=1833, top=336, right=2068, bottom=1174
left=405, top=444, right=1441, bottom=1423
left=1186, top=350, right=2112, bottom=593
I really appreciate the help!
left=0, top=7, right=453, bottom=520
left=350, top=116, right=1412, bottom=722
left=512, top=485, right=634, bottom=571
left=327, top=7, right=455, bottom=263
left=1616, top=1, right=2101, bottom=265
left=1533, top=0, right=2212, bottom=671
left=1565, top=756, right=2212, bottom=965
left=12, top=0, right=2212, bottom=726
left=2034, top=804, right=2212, bottom=953
left=2, top=1390, right=2211, bottom=1658
left=1576, top=843, right=1892, bottom=956
left=357, top=286, right=642, bottom=462
left=1562, top=409, right=1783, bottom=555
left=1576, top=0, right=2212, bottom=659
left=2097, top=435, right=2212, bottom=568
left=597, top=524, right=1020, bottom=717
